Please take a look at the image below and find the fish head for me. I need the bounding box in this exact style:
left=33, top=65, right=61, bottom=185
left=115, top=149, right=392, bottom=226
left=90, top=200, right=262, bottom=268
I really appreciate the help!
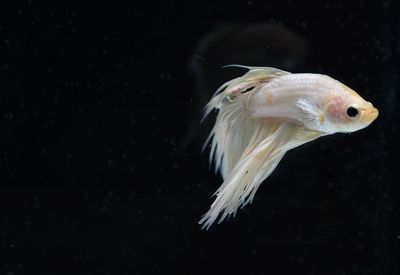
left=322, top=84, right=378, bottom=133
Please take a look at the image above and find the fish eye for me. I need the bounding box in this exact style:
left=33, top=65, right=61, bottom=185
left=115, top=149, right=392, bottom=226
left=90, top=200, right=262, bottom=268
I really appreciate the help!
left=346, top=106, right=359, bottom=118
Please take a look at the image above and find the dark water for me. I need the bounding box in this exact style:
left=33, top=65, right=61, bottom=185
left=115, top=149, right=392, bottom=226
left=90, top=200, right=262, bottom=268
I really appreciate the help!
left=0, top=1, right=399, bottom=274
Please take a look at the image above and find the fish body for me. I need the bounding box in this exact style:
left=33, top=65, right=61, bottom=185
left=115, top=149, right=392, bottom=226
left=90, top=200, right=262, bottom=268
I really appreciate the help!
left=225, top=69, right=378, bottom=134
left=200, top=66, right=378, bottom=229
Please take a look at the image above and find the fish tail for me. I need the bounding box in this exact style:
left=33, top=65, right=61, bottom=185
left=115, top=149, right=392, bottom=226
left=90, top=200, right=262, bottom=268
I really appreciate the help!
left=199, top=123, right=286, bottom=230
left=200, top=120, right=323, bottom=229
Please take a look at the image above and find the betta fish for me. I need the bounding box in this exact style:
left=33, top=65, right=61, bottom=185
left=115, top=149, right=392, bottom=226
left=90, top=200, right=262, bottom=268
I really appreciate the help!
left=200, top=65, right=378, bottom=229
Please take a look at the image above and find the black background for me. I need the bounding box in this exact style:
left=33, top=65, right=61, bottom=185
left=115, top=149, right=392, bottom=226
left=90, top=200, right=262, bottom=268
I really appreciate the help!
left=0, top=0, right=399, bottom=274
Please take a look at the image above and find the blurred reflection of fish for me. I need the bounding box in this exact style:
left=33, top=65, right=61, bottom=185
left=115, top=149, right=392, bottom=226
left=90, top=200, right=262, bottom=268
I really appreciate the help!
left=200, top=65, right=379, bottom=229
left=180, top=22, right=312, bottom=152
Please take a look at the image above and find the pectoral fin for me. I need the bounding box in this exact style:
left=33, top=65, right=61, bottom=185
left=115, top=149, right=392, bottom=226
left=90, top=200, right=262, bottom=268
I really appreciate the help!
left=296, top=99, right=325, bottom=130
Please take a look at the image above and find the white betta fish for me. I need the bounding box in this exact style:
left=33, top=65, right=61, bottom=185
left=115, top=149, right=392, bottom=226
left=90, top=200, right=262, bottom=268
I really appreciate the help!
left=200, top=65, right=378, bottom=229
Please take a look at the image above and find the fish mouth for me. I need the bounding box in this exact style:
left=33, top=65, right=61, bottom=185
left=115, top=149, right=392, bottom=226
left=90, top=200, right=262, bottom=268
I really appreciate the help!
left=361, top=107, right=379, bottom=123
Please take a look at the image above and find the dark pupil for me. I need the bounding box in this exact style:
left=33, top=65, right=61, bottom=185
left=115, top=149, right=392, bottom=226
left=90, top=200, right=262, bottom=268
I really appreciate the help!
left=347, top=106, right=358, bottom=117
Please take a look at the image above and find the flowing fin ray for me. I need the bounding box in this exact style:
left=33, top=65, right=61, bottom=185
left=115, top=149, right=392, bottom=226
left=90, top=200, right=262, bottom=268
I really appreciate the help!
left=200, top=122, right=323, bottom=229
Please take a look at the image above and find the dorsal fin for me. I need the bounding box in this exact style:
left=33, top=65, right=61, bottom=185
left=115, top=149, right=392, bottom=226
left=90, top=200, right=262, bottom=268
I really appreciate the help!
left=203, top=65, right=291, bottom=120
left=223, top=64, right=290, bottom=75
left=222, top=65, right=291, bottom=101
